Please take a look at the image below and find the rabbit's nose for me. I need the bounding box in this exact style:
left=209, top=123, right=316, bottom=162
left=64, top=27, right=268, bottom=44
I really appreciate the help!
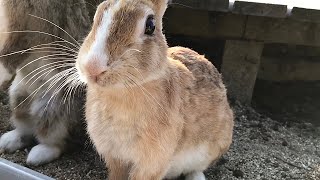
left=83, top=56, right=108, bottom=78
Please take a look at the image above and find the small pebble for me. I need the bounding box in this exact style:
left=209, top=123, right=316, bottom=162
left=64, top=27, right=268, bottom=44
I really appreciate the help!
left=263, top=136, right=269, bottom=141
left=281, top=172, right=287, bottom=178
left=272, top=163, right=279, bottom=168
left=272, top=124, right=279, bottom=131
left=283, top=167, right=290, bottom=171
left=233, top=169, right=244, bottom=178
left=282, top=140, right=289, bottom=146
left=265, top=158, right=271, bottom=163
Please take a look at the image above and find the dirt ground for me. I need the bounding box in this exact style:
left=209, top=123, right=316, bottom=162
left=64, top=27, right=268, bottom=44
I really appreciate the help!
left=0, top=90, right=319, bottom=180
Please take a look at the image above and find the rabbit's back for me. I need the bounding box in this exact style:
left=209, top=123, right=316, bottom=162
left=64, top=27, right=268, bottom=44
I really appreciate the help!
left=168, top=46, right=233, bottom=155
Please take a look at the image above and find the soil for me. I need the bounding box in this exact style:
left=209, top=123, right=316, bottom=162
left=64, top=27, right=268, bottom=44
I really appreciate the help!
left=0, top=90, right=319, bottom=180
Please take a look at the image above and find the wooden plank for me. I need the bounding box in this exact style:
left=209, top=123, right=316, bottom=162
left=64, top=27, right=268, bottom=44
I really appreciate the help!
left=262, top=44, right=320, bottom=58
left=221, top=40, right=263, bottom=104
left=232, top=1, right=287, bottom=18
left=244, top=16, right=320, bottom=47
left=169, top=0, right=229, bottom=12
left=290, top=7, right=320, bottom=23
left=164, top=8, right=246, bottom=39
left=258, top=57, right=320, bottom=81
left=164, top=7, right=320, bottom=47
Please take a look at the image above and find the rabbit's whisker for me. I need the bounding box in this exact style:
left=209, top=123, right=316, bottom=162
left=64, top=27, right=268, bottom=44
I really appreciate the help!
left=42, top=67, right=76, bottom=99
left=0, top=30, right=79, bottom=49
left=24, top=40, right=80, bottom=52
left=45, top=69, right=76, bottom=110
left=28, top=14, right=81, bottom=47
left=34, top=67, right=73, bottom=100
left=0, top=40, right=78, bottom=58
left=27, top=63, right=75, bottom=87
left=14, top=67, right=73, bottom=109
left=62, top=72, right=78, bottom=104
left=28, top=65, right=74, bottom=93
left=65, top=73, right=80, bottom=113
left=26, top=46, right=78, bottom=54
left=12, top=58, right=75, bottom=89
left=18, top=53, right=76, bottom=72
left=23, top=50, right=77, bottom=57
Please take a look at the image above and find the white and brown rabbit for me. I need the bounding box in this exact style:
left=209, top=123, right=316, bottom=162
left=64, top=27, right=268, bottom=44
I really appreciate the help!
left=0, top=0, right=90, bottom=166
left=76, top=0, right=234, bottom=179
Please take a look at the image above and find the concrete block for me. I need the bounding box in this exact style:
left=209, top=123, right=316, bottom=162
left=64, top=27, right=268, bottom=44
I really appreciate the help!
left=221, top=40, right=263, bottom=104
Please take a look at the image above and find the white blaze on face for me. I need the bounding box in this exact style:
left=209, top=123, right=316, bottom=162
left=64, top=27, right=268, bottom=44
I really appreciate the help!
left=0, top=62, right=13, bottom=87
left=79, top=1, right=123, bottom=81
left=0, top=0, right=9, bottom=51
left=84, top=10, right=111, bottom=68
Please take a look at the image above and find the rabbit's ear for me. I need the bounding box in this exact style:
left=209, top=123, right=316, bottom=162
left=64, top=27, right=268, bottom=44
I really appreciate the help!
left=150, top=0, right=169, bottom=16
left=151, top=0, right=169, bottom=7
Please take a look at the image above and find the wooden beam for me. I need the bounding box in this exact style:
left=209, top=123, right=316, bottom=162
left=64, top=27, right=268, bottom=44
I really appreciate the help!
left=221, top=40, right=263, bottom=104
left=164, top=8, right=320, bottom=47
left=244, top=16, right=320, bottom=47
left=169, top=0, right=229, bottom=12
left=290, top=7, right=320, bottom=23
left=164, top=8, right=246, bottom=39
left=232, top=1, right=288, bottom=18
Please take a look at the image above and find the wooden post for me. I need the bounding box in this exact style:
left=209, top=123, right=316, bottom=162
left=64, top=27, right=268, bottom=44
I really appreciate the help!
left=221, top=40, right=264, bottom=104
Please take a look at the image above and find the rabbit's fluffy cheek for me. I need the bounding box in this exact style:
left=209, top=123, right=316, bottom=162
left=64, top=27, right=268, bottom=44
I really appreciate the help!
left=0, top=0, right=9, bottom=52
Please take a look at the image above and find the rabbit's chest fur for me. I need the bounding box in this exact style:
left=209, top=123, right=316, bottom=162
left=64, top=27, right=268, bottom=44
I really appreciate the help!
left=0, top=0, right=9, bottom=51
left=86, top=82, right=183, bottom=163
left=86, top=95, right=152, bottom=161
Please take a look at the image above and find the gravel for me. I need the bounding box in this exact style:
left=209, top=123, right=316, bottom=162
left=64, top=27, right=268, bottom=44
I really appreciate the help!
left=0, top=91, right=319, bottom=180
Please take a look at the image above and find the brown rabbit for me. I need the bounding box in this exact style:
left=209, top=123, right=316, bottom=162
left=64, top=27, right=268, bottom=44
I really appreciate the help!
left=76, top=0, right=234, bottom=179
left=0, top=0, right=90, bottom=166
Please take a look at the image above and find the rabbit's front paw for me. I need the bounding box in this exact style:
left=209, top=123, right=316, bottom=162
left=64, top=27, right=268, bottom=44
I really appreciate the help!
left=0, top=130, right=26, bottom=153
left=26, top=144, right=61, bottom=166
left=185, top=172, right=206, bottom=180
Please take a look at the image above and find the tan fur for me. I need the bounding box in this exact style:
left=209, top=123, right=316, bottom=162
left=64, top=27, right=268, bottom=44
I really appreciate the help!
left=0, top=0, right=90, bottom=166
left=77, top=0, right=234, bottom=179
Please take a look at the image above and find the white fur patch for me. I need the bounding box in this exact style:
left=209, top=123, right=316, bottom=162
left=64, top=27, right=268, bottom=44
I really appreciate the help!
left=81, top=1, right=123, bottom=76
left=78, top=1, right=122, bottom=82
left=0, top=0, right=9, bottom=51
left=85, top=10, right=110, bottom=68
left=27, top=144, right=62, bottom=166
left=0, top=130, right=25, bottom=153
left=185, top=172, right=206, bottom=180
left=165, top=144, right=210, bottom=179
left=0, top=62, right=13, bottom=87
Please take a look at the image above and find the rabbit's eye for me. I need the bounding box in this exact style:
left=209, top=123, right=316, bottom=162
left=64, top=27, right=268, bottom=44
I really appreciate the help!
left=145, top=15, right=155, bottom=36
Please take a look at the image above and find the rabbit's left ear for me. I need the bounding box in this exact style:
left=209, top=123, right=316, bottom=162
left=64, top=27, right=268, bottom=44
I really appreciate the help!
left=150, top=0, right=169, bottom=16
